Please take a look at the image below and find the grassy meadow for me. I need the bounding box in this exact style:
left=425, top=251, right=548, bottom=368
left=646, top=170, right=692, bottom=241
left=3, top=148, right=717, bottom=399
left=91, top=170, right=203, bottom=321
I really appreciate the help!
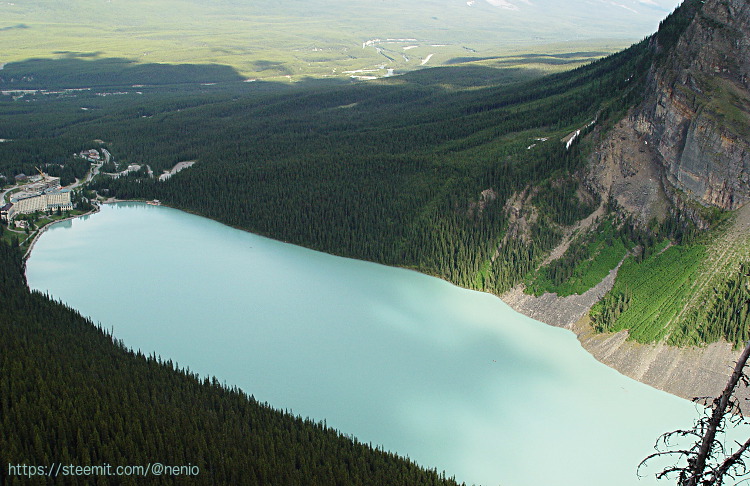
left=0, top=0, right=652, bottom=82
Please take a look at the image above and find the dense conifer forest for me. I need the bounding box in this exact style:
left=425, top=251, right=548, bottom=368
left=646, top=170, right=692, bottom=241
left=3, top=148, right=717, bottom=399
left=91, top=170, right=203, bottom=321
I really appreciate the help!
left=76, top=39, right=650, bottom=294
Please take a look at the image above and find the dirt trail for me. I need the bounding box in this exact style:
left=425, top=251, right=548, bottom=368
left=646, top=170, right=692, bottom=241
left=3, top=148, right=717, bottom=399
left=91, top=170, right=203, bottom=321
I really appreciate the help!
left=541, top=203, right=604, bottom=266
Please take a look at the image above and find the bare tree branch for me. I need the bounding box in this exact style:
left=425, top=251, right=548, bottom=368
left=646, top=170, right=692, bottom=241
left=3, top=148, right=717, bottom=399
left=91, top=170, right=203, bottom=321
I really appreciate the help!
left=686, top=341, right=750, bottom=486
left=640, top=339, right=750, bottom=485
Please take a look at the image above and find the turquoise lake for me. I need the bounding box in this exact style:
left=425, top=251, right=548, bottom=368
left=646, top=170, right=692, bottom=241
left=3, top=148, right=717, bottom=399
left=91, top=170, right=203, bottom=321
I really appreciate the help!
left=26, top=202, right=709, bottom=486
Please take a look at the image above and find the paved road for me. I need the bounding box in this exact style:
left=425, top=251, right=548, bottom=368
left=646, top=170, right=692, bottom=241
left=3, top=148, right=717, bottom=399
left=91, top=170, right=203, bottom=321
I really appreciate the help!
left=1, top=184, right=19, bottom=205
left=69, top=162, right=102, bottom=190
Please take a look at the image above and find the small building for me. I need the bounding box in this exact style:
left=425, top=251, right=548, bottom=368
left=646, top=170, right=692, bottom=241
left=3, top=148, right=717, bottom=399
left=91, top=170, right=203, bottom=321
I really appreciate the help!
left=79, top=149, right=101, bottom=161
left=14, top=219, right=28, bottom=229
left=14, top=173, right=27, bottom=182
left=0, top=203, right=13, bottom=222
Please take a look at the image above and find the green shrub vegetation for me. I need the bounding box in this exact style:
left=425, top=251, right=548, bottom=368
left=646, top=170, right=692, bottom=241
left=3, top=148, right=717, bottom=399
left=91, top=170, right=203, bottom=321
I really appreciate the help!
left=669, top=262, right=750, bottom=348
left=591, top=244, right=707, bottom=343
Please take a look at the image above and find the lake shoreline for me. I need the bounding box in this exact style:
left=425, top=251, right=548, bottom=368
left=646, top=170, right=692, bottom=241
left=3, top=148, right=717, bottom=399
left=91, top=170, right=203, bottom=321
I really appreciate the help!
left=24, top=201, right=701, bottom=486
left=22, top=205, right=101, bottom=261
left=502, top=277, right=743, bottom=404
left=28, top=198, right=738, bottom=405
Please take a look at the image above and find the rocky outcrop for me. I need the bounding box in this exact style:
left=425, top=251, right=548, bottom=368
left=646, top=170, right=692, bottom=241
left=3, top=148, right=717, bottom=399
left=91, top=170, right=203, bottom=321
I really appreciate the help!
left=571, top=316, right=746, bottom=403
left=632, top=0, right=750, bottom=211
left=587, top=117, right=670, bottom=225
left=571, top=0, right=750, bottom=402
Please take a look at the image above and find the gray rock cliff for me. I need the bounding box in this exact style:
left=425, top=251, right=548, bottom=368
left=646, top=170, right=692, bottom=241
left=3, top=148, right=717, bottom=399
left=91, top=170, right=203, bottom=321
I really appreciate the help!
left=635, top=0, right=750, bottom=210
left=573, top=0, right=750, bottom=402
left=589, top=0, right=750, bottom=218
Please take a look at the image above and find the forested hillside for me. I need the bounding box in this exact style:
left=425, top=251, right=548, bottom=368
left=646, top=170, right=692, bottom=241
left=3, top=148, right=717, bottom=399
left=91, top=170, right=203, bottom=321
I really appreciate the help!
left=78, top=41, right=650, bottom=293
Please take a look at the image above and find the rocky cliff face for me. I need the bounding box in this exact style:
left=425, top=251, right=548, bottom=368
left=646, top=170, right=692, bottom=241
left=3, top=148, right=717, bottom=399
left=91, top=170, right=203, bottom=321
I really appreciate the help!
left=592, top=0, right=750, bottom=213
left=573, top=0, right=750, bottom=402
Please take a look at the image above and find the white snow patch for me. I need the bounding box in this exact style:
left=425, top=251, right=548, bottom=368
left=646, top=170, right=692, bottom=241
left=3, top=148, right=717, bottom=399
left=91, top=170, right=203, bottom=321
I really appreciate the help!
left=421, top=54, right=434, bottom=65
left=485, top=0, right=519, bottom=10
left=565, top=130, right=581, bottom=150
left=403, top=45, right=418, bottom=50
left=159, top=161, right=196, bottom=181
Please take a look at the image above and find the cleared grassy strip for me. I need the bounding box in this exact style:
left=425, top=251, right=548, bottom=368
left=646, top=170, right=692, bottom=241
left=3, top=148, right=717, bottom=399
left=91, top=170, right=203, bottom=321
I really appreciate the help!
left=667, top=207, right=750, bottom=346
left=670, top=262, right=750, bottom=348
left=592, top=244, right=706, bottom=343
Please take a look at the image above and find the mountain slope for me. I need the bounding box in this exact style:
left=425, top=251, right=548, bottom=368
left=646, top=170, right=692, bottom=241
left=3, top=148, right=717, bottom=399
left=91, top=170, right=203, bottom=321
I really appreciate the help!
left=1, top=0, right=747, bottom=405
left=589, top=0, right=750, bottom=220
left=636, top=0, right=750, bottom=211
left=4, top=1, right=750, bottom=483
left=557, top=0, right=750, bottom=400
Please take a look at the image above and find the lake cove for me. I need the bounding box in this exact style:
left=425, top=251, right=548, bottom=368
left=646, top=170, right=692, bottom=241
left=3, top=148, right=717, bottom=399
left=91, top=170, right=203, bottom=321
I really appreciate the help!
left=27, top=202, right=705, bottom=486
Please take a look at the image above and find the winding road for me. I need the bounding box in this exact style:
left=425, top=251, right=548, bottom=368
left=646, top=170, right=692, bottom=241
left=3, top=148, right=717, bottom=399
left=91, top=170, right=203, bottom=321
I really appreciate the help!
left=1, top=148, right=108, bottom=204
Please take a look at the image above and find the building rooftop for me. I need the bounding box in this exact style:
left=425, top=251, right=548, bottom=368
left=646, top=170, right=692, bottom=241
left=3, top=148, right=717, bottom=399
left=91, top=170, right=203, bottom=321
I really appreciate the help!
left=10, top=191, right=41, bottom=202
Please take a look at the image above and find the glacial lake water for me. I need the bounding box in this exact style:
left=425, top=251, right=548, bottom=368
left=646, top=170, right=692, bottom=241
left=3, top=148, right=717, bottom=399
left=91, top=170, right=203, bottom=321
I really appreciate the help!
left=26, top=202, right=709, bottom=486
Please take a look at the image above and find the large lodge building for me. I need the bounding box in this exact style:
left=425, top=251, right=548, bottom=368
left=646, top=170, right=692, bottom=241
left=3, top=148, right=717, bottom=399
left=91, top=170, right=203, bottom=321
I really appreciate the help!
left=1, top=174, right=73, bottom=222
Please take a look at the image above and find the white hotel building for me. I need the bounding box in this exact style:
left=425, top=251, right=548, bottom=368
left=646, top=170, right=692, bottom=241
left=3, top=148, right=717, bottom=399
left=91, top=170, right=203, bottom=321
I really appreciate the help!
left=7, top=188, right=73, bottom=219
